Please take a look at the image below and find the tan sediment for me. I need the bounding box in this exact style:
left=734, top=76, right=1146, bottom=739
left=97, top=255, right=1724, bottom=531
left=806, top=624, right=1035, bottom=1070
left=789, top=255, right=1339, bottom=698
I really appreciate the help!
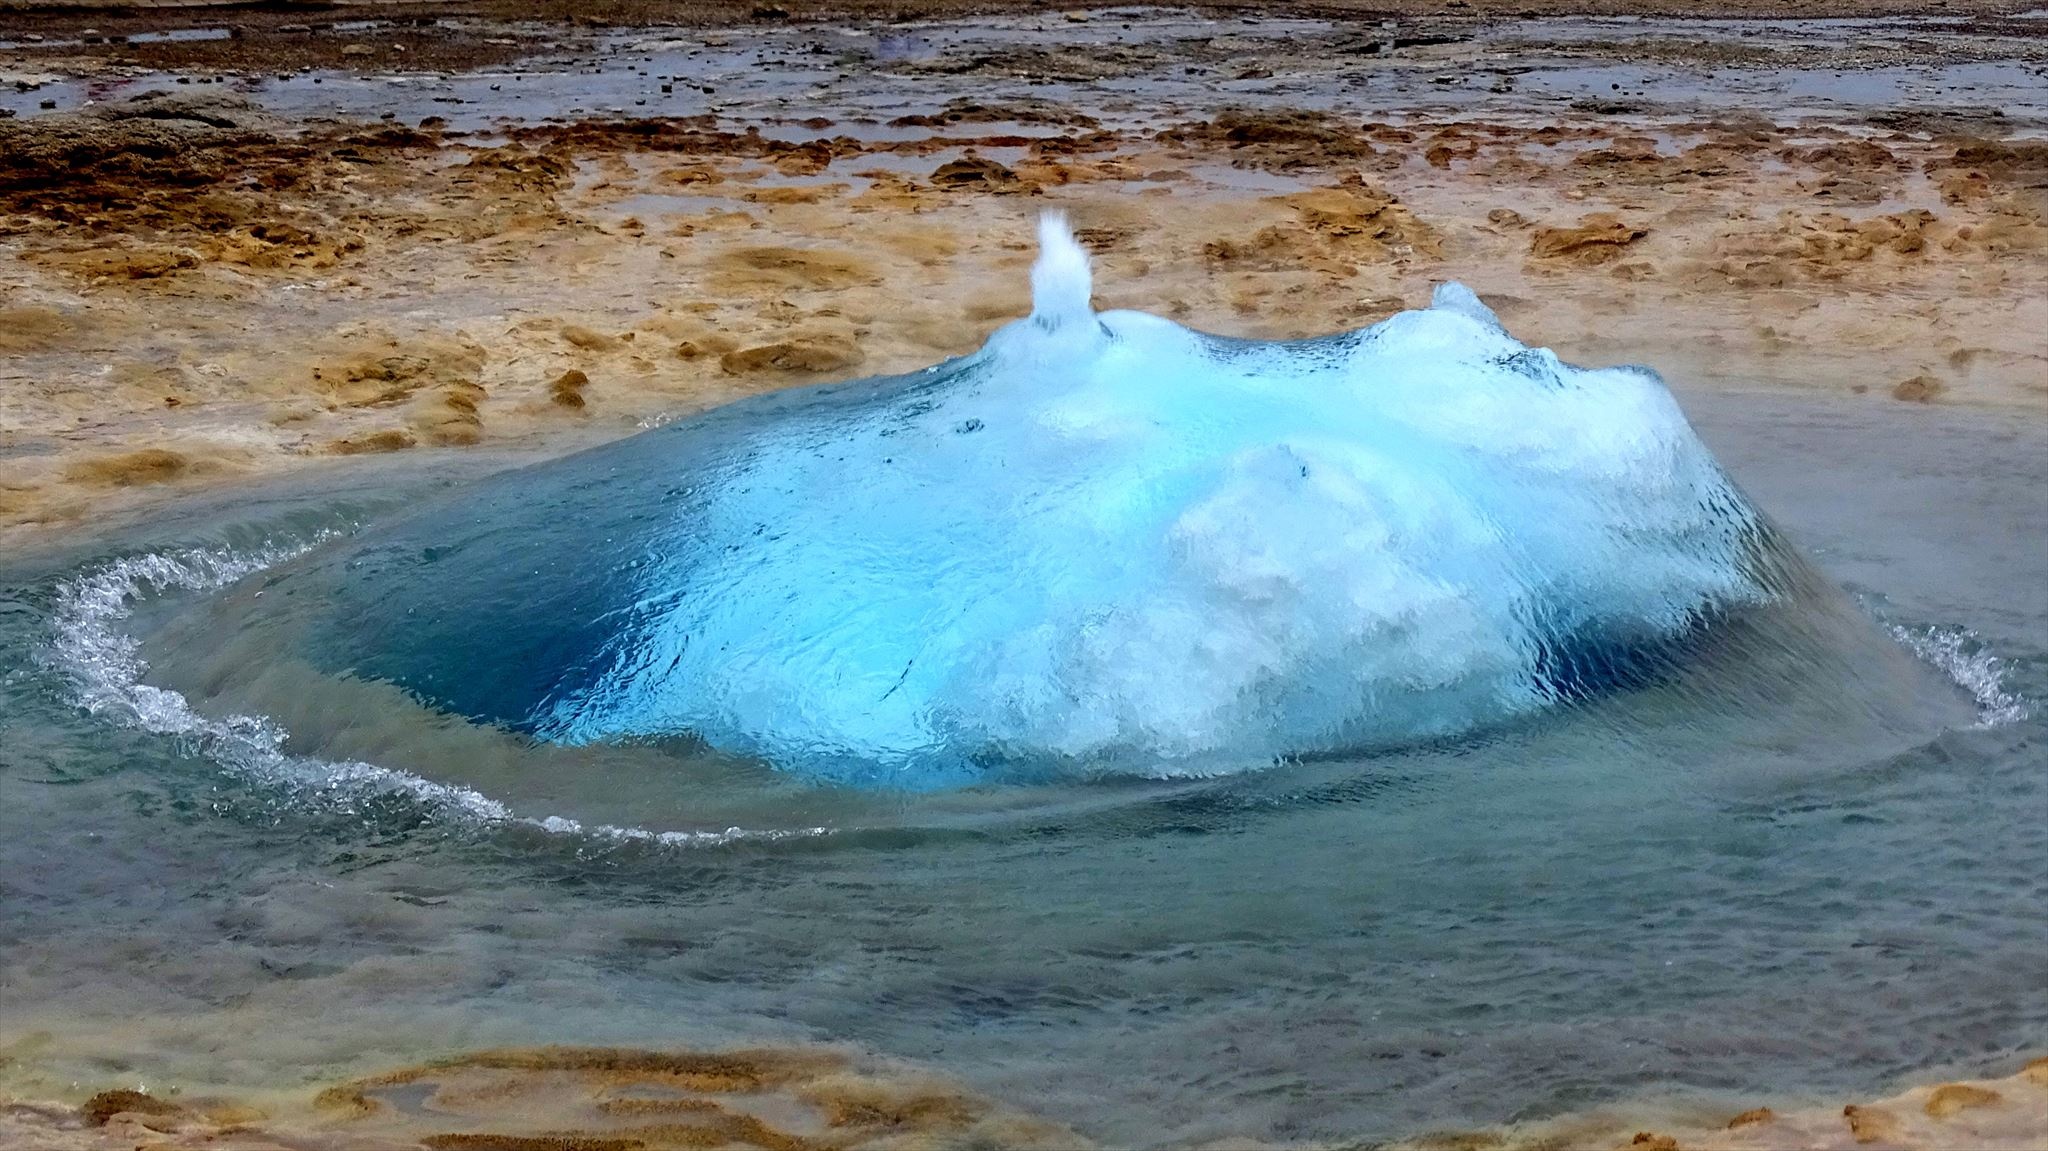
left=1923, top=1082, right=2004, bottom=1118
left=1892, top=374, right=1947, bottom=403
left=1842, top=1103, right=1904, bottom=1144
left=9, top=1048, right=2047, bottom=1149
left=1528, top=213, right=1650, bottom=264
left=326, top=428, right=422, bottom=455
left=79, top=1088, right=185, bottom=1126
left=61, top=447, right=195, bottom=487
left=6, top=81, right=2040, bottom=539
left=1370, top=1060, right=2048, bottom=1151
left=551, top=370, right=593, bottom=410
left=5, top=1044, right=1086, bottom=1149
left=719, top=330, right=865, bottom=376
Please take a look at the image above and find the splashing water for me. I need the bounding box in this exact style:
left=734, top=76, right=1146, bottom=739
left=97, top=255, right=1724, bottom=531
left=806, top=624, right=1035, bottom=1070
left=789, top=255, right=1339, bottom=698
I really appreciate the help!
left=182, top=213, right=1799, bottom=789
left=519, top=213, right=1780, bottom=784
left=5, top=213, right=2039, bottom=1150
left=45, top=542, right=824, bottom=846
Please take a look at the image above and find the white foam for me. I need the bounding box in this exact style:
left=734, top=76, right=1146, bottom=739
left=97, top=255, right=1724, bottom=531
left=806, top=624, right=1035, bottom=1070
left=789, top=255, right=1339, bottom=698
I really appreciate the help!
left=1889, top=623, right=2029, bottom=727
left=534, top=215, right=1779, bottom=785
left=45, top=541, right=823, bottom=849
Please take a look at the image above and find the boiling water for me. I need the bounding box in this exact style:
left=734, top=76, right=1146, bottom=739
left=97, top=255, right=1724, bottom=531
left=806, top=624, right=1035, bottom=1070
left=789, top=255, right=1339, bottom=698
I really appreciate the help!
left=0, top=241, right=2040, bottom=1142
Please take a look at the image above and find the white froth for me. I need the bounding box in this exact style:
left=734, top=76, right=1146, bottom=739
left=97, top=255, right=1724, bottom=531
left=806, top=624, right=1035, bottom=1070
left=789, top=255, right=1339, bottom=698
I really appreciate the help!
left=45, top=542, right=821, bottom=848
left=534, top=218, right=1786, bottom=785
left=1889, top=623, right=2030, bottom=727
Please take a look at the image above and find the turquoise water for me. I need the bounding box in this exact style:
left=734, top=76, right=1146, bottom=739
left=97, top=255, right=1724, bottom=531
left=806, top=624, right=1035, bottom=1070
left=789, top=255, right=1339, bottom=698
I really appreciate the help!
left=0, top=385, right=2041, bottom=1144
left=146, top=266, right=1803, bottom=793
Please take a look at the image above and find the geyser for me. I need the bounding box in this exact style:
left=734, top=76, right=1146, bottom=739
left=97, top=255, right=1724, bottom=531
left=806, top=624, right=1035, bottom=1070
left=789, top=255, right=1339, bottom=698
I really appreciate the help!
left=222, top=215, right=1792, bottom=787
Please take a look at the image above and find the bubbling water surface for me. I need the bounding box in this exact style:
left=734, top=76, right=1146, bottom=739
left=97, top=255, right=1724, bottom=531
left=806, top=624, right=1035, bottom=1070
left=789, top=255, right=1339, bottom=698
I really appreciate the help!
left=140, top=216, right=1878, bottom=793
left=1, top=223, right=2040, bottom=1147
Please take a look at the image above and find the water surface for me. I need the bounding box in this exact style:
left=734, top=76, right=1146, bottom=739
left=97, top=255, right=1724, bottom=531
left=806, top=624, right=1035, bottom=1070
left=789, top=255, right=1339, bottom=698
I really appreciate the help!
left=0, top=388, right=2040, bottom=1144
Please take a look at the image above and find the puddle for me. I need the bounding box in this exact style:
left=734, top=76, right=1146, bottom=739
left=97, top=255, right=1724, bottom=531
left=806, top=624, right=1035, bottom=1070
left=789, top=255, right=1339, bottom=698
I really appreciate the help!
left=123, top=28, right=233, bottom=45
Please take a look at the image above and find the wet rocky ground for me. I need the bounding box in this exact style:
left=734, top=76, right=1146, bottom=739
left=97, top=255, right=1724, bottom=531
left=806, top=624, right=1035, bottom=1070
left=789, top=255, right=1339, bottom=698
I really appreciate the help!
left=3, top=7, right=2044, bottom=538
left=5, top=7, right=2043, bottom=539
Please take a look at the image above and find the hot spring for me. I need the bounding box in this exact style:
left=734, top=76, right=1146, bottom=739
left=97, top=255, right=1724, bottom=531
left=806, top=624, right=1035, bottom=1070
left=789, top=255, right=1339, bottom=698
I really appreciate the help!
left=0, top=216, right=2040, bottom=1144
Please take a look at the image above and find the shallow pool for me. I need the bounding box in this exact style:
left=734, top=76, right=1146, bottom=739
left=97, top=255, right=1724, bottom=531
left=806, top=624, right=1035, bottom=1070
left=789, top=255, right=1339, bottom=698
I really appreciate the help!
left=0, top=382, right=2040, bottom=1144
